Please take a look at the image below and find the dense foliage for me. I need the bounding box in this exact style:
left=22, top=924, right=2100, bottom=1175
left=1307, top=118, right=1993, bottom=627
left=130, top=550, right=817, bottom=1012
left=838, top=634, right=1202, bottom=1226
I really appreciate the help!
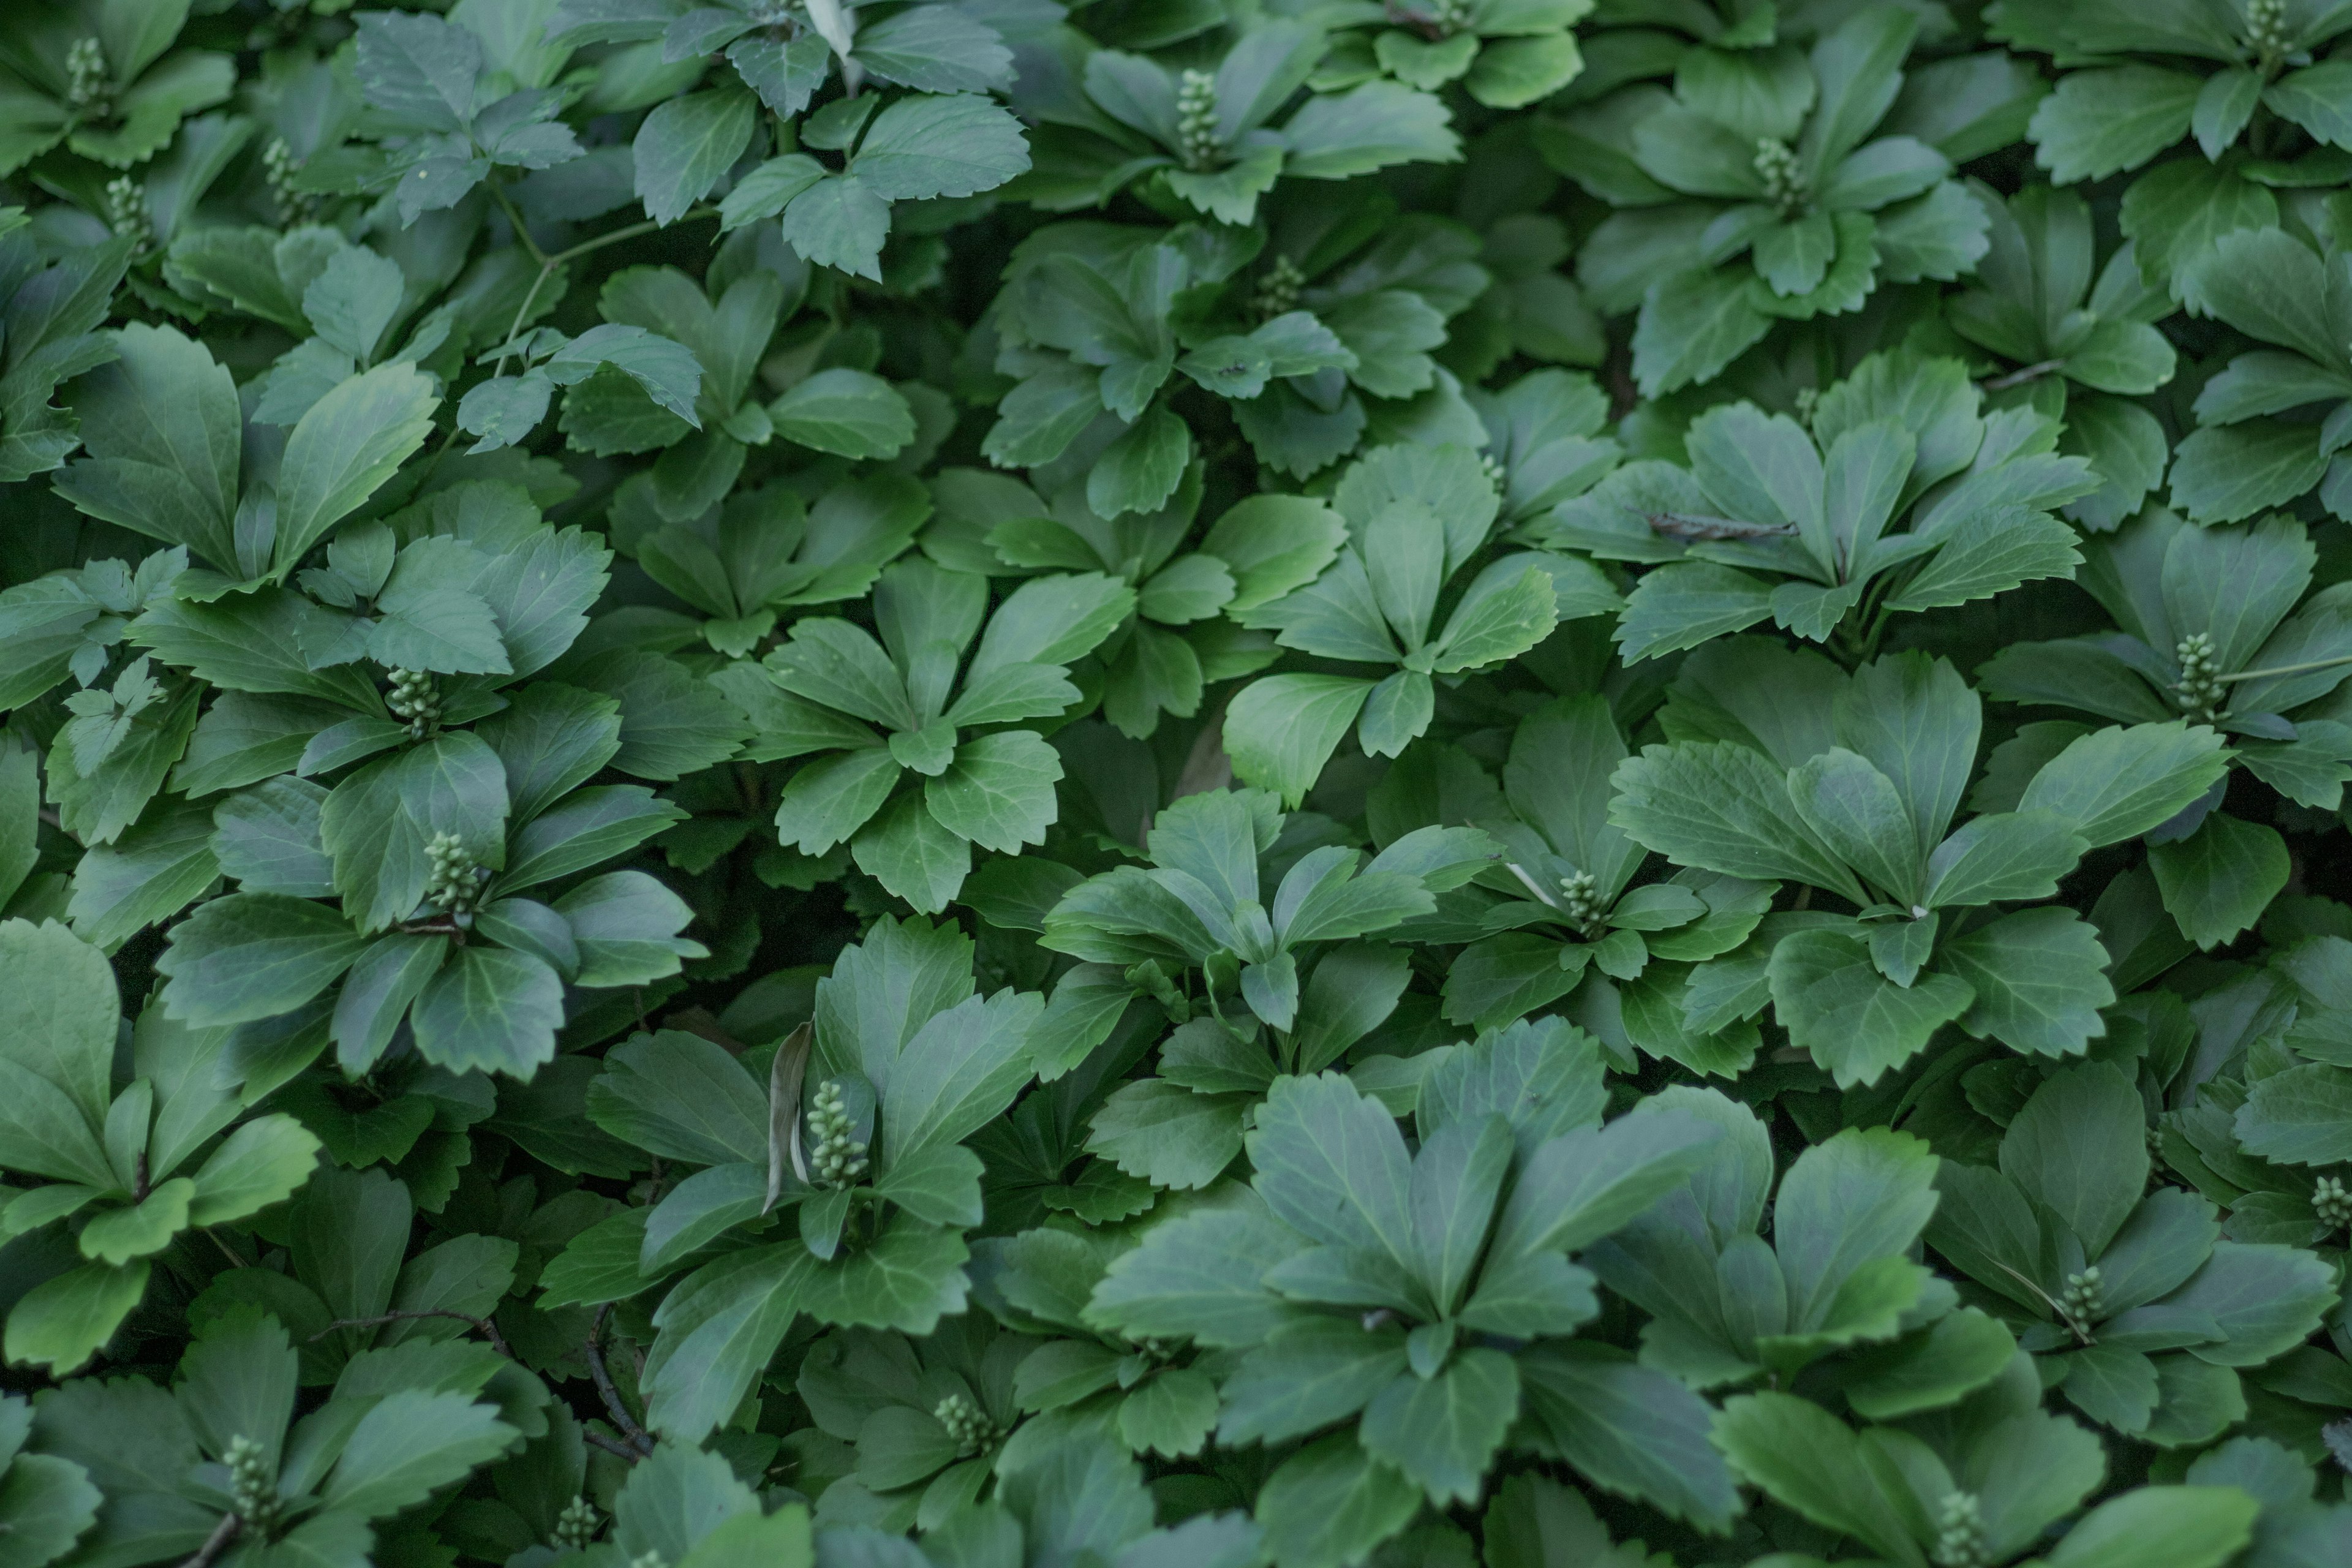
left=2, top=1, right=2351, bottom=1565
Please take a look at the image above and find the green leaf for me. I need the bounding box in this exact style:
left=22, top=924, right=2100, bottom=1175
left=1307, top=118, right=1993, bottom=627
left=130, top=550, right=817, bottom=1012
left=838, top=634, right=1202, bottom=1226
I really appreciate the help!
left=1711, top=1390, right=1922, bottom=1566
left=924, top=731, right=1062, bottom=854
left=320, top=1390, right=515, bottom=1519
left=0, top=919, right=118, bottom=1146
left=1359, top=1348, right=1518, bottom=1505
left=1515, top=1347, right=1740, bottom=1532
left=157, top=893, right=367, bottom=1028
left=187, top=1114, right=324, bottom=1225
left=2017, top=723, right=2231, bottom=848
left=2149, top=812, right=2291, bottom=949
left=852, top=793, right=971, bottom=914
left=274, top=365, right=440, bottom=575
left=1088, top=1193, right=1301, bottom=1348
left=2, top=1261, right=148, bottom=1375
left=2022, top=1486, right=2256, bottom=1568
left=2236, top=1063, right=2352, bottom=1166
left=1252, top=1434, right=1422, bottom=1568
left=1766, top=927, right=1974, bottom=1087
left=2000, top=1061, right=2147, bottom=1257
left=2028, top=67, right=2199, bottom=183
left=1225, top=674, right=1374, bottom=809
left=1611, top=742, right=1868, bottom=904
left=851, top=93, right=1030, bottom=202
left=1087, top=1080, right=1247, bottom=1191
left=769, top=369, right=914, bottom=459
left=633, top=87, right=756, bottom=227
left=409, top=946, right=567, bottom=1077
left=1941, top=907, right=2116, bottom=1057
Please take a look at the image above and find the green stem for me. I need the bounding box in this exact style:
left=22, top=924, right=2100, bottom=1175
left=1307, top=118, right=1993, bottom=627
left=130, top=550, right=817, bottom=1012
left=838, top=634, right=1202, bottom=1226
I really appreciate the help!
left=2219, top=651, right=2352, bottom=684
left=547, top=205, right=722, bottom=268
left=486, top=179, right=549, bottom=268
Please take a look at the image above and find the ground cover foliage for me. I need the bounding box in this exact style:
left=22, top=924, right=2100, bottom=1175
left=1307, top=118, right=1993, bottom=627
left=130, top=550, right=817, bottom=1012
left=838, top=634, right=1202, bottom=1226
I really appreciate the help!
left=5, top=0, right=2352, bottom=1565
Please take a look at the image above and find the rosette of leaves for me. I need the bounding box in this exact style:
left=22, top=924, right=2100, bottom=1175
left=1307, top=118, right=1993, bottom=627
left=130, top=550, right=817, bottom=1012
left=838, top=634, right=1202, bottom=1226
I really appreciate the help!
left=557, top=0, right=1031, bottom=274
left=820, top=1438, right=1262, bottom=1568
left=0, top=920, right=322, bottom=1374
left=984, top=209, right=1490, bottom=507
left=534, top=1439, right=814, bottom=1568
left=954, top=469, right=1344, bottom=738
left=1584, top=1085, right=2021, bottom=1402
left=1942, top=184, right=2178, bottom=529
left=1714, top=1357, right=2261, bottom=1568
left=1038, top=789, right=1495, bottom=1129
left=29, top=1304, right=528, bottom=1568
left=343, top=7, right=587, bottom=224
left=1030, top=20, right=1460, bottom=228
left=1981, top=508, right=2352, bottom=820
left=2163, top=1068, right=2352, bottom=1249
left=1926, top=1061, right=2337, bottom=1446
left=1211, top=184, right=1499, bottom=478
left=550, top=257, right=911, bottom=522
left=979, top=223, right=1338, bottom=518
left=2193, top=933, right=2352, bottom=1226
left=2166, top=225, right=2352, bottom=525
left=0, top=1393, right=96, bottom=1568
left=0, top=221, right=129, bottom=482
left=1313, top=0, right=1589, bottom=111
left=1474, top=368, right=1624, bottom=536
left=55, top=319, right=439, bottom=593
left=624, top=472, right=929, bottom=657
left=1609, top=650, right=2240, bottom=1085
left=198, top=1166, right=538, bottom=1394
left=717, top=88, right=1032, bottom=282
left=1224, top=442, right=1620, bottom=804
left=1547, top=352, right=2098, bottom=663
left=1435, top=695, right=1776, bottom=1041
left=1087, top=1046, right=1742, bottom=1559
left=793, top=1319, right=1035, bottom=1531
left=75, top=476, right=690, bottom=944
left=0, top=1, right=233, bottom=175
left=1541, top=1, right=2041, bottom=214
left=603, top=916, right=1044, bottom=1441
left=969, top=1224, right=1223, bottom=1466
left=1592, top=6, right=1992, bottom=394
left=153, top=673, right=704, bottom=1077
left=2002, top=0, right=2352, bottom=291
left=746, top=559, right=1131, bottom=911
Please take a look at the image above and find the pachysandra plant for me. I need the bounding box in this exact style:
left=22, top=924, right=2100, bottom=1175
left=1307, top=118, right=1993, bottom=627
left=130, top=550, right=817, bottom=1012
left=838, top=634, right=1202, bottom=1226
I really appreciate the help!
left=1430, top=693, right=1776, bottom=1039
left=1547, top=350, right=2098, bottom=663
left=0, top=920, right=320, bottom=1374
left=1981, top=505, right=2352, bottom=812
left=581, top=915, right=1045, bottom=1440
left=1035, top=19, right=1460, bottom=228
left=0, top=2, right=233, bottom=176
left=2, top=2, right=2351, bottom=1564
left=1224, top=442, right=1619, bottom=802
left=1942, top=183, right=2178, bottom=528
left=1591, top=7, right=1993, bottom=393
left=1608, top=649, right=2230, bottom=1084
left=929, top=466, right=1338, bottom=739
left=2002, top=0, right=2352, bottom=290
left=1928, top=1061, right=2335, bottom=1445
left=1088, top=1031, right=1743, bottom=1562
left=749, top=558, right=1131, bottom=911
left=2166, top=225, right=2352, bottom=524
left=1036, top=788, right=1496, bottom=1191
